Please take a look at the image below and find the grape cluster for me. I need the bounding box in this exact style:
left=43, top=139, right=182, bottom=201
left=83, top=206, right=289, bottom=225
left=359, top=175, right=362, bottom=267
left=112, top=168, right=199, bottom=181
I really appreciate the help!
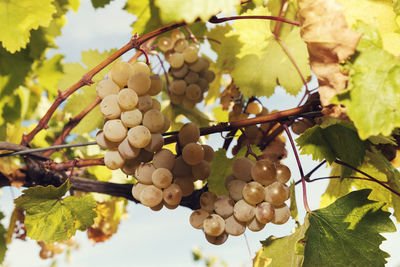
left=96, top=61, right=169, bottom=173
left=38, top=239, right=77, bottom=259
left=131, top=123, right=214, bottom=210
left=157, top=29, right=216, bottom=108
left=131, top=149, right=182, bottom=210
left=189, top=157, right=291, bottom=245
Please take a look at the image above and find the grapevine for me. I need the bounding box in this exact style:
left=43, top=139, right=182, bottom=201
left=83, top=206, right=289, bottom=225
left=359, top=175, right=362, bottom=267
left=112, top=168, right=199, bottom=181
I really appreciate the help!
left=0, top=0, right=400, bottom=266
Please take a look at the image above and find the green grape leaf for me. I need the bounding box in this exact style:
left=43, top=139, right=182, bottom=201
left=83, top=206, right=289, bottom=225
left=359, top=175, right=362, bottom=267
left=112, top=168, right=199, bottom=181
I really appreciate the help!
left=172, top=105, right=212, bottom=128
left=207, top=149, right=231, bottom=196
left=332, top=23, right=400, bottom=140
left=0, top=212, right=6, bottom=264
left=206, top=25, right=241, bottom=71
left=394, top=0, right=400, bottom=15
left=336, top=0, right=400, bottom=57
left=208, top=146, right=259, bottom=196
left=212, top=106, right=229, bottom=123
left=255, top=223, right=307, bottom=267
left=320, top=148, right=400, bottom=223
left=69, top=0, right=80, bottom=12
left=232, top=27, right=310, bottom=97
left=91, top=0, right=113, bottom=9
left=267, top=0, right=298, bottom=38
left=14, top=180, right=97, bottom=242
left=155, top=0, right=240, bottom=23
left=35, top=54, right=64, bottom=98
left=60, top=49, right=116, bottom=135
left=365, top=148, right=400, bottom=222
left=296, top=120, right=366, bottom=175
left=368, top=134, right=397, bottom=145
left=124, top=0, right=163, bottom=35
left=304, top=189, right=396, bottom=267
left=124, top=0, right=206, bottom=37
left=0, top=0, right=57, bottom=53
left=289, top=181, right=299, bottom=222
left=227, top=7, right=272, bottom=58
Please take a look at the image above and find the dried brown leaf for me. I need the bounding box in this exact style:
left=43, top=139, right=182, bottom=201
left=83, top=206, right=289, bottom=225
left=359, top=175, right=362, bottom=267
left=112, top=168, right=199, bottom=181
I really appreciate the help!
left=299, top=0, right=361, bottom=117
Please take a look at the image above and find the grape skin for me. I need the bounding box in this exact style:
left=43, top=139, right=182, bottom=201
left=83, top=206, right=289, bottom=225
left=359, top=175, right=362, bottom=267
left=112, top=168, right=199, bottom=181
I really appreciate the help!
left=163, top=183, right=183, bottom=205
left=203, top=214, right=225, bottom=237
left=189, top=209, right=210, bottom=229
left=140, top=185, right=163, bottom=207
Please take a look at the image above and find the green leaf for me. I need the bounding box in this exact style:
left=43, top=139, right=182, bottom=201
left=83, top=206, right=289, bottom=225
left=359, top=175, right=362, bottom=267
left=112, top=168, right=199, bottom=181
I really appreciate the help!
left=332, top=23, right=400, bottom=140
left=304, top=189, right=396, bottom=267
left=61, top=49, right=116, bottom=134
left=227, top=7, right=272, bottom=58
left=172, top=105, right=212, bottom=128
left=368, top=134, right=397, bottom=145
left=0, top=212, right=6, bottom=264
left=35, top=54, right=64, bottom=98
left=296, top=120, right=366, bottom=175
left=91, top=0, right=113, bottom=9
left=208, top=146, right=259, bottom=196
left=365, top=148, right=400, bottom=222
left=124, top=0, right=163, bottom=35
left=232, top=27, right=310, bottom=97
left=212, top=106, right=229, bottom=123
left=0, top=0, right=57, bottom=53
left=394, top=0, right=400, bottom=15
left=154, top=0, right=240, bottom=23
left=267, top=0, right=299, bottom=38
left=255, top=223, right=306, bottom=267
left=289, top=181, right=299, bottom=222
left=14, top=180, right=97, bottom=242
left=206, top=25, right=242, bottom=71
left=207, top=149, right=231, bottom=196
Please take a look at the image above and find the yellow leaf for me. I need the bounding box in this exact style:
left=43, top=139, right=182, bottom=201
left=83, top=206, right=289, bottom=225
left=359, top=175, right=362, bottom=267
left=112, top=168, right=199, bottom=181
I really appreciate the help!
left=0, top=0, right=56, bottom=53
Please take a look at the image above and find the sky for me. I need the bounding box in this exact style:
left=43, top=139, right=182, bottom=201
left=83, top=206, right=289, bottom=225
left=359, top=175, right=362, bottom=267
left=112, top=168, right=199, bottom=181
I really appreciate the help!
left=1, top=0, right=400, bottom=266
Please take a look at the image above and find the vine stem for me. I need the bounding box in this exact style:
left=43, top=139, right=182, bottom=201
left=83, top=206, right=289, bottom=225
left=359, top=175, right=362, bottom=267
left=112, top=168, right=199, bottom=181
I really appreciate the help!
left=273, top=0, right=288, bottom=36
left=0, top=106, right=320, bottom=160
left=282, top=123, right=311, bottom=212
left=44, top=158, right=104, bottom=171
left=163, top=103, right=318, bottom=145
left=295, top=176, right=390, bottom=185
left=334, top=159, right=400, bottom=197
left=209, top=15, right=300, bottom=26
left=0, top=141, right=97, bottom=158
left=183, top=25, right=198, bottom=43
left=43, top=97, right=101, bottom=157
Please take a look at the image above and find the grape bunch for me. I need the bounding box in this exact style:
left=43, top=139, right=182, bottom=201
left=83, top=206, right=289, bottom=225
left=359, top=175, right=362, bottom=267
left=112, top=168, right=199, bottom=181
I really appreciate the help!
left=38, top=239, right=77, bottom=259
left=189, top=157, right=291, bottom=245
left=95, top=61, right=169, bottom=173
left=157, top=29, right=216, bottom=108
left=131, top=149, right=182, bottom=210
left=131, top=123, right=214, bottom=210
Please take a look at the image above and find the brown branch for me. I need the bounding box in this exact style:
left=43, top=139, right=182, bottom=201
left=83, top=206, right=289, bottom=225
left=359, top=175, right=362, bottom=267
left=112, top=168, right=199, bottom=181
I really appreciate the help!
left=43, top=97, right=101, bottom=157
left=209, top=15, right=300, bottom=26
left=164, top=103, right=317, bottom=145
left=44, top=158, right=105, bottom=171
